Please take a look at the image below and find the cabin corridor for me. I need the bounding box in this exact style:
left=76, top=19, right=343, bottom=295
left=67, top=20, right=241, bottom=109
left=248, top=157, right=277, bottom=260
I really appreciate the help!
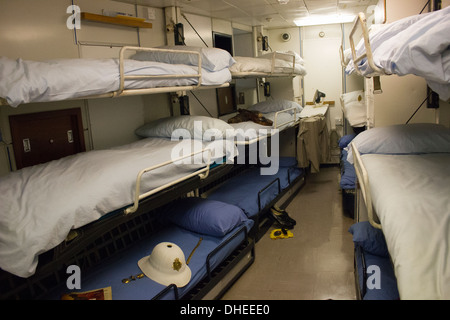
left=222, top=166, right=356, bottom=300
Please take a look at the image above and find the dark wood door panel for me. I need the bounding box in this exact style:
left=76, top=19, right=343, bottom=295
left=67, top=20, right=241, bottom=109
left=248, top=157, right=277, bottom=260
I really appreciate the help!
left=9, top=108, right=86, bottom=169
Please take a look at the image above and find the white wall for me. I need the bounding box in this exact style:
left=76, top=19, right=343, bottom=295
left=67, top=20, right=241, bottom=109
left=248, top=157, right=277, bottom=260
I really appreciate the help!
left=301, top=24, right=344, bottom=131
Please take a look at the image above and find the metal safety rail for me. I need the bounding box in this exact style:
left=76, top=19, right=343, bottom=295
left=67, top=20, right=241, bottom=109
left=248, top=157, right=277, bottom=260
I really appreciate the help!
left=351, top=141, right=382, bottom=229
left=124, top=148, right=212, bottom=215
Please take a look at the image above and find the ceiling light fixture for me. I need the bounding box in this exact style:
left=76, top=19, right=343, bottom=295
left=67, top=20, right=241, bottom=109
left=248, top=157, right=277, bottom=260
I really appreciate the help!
left=294, top=14, right=355, bottom=27
left=278, top=0, right=289, bottom=4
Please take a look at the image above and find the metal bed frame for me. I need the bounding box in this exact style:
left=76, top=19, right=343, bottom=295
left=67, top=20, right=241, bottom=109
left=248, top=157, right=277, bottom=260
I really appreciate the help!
left=233, top=107, right=299, bottom=146
left=0, top=46, right=230, bottom=107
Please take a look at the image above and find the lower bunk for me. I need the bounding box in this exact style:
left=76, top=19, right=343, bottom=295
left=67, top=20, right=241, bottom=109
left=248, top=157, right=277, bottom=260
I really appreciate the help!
left=43, top=197, right=254, bottom=300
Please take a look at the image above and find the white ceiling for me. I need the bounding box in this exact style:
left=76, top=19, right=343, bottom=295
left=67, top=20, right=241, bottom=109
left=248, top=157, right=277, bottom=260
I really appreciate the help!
left=115, top=0, right=380, bottom=28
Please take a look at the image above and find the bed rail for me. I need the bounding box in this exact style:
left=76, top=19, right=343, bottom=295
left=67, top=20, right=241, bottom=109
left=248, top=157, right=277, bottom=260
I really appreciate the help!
left=349, top=12, right=385, bottom=77
left=124, top=148, right=212, bottom=215
left=350, top=142, right=381, bottom=229
left=232, top=51, right=301, bottom=78
left=273, top=107, right=298, bottom=129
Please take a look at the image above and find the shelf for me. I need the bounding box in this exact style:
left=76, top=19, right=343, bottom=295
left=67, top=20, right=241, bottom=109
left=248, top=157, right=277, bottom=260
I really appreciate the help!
left=81, top=12, right=152, bottom=28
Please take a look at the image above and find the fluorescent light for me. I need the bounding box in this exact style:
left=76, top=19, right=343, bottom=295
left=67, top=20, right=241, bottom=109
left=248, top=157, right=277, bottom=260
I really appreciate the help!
left=294, top=14, right=356, bottom=26
left=278, top=0, right=289, bottom=4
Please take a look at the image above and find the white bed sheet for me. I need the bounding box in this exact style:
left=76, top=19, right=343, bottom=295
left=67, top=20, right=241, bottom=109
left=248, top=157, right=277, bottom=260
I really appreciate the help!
left=346, top=7, right=450, bottom=100
left=0, top=137, right=236, bottom=278
left=361, top=153, right=450, bottom=299
left=230, top=56, right=307, bottom=76
left=0, top=57, right=231, bottom=107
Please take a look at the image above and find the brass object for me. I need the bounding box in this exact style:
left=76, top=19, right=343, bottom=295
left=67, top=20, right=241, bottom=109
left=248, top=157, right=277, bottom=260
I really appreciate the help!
left=172, top=258, right=182, bottom=272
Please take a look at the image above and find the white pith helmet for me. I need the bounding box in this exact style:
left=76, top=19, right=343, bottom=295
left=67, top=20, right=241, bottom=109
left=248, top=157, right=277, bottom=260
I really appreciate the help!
left=138, top=242, right=191, bottom=287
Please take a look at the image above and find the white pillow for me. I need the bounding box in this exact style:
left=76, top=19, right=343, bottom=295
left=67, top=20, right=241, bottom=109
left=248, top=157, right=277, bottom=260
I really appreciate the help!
left=341, top=90, right=366, bottom=127
left=131, top=46, right=236, bottom=72
left=346, top=123, right=450, bottom=163
left=341, top=90, right=364, bottom=106
left=135, top=115, right=235, bottom=141
left=248, top=99, right=303, bottom=115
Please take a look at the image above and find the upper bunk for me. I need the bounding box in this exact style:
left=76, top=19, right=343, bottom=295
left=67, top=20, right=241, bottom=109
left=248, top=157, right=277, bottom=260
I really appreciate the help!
left=341, top=6, right=450, bottom=101
left=230, top=51, right=307, bottom=79
left=0, top=45, right=235, bottom=107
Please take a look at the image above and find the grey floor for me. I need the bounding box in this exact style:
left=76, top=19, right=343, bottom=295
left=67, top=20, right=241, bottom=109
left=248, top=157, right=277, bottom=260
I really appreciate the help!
left=222, top=165, right=356, bottom=300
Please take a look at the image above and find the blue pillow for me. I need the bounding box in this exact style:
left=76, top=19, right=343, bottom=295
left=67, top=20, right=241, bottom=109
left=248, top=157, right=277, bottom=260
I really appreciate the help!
left=166, top=197, right=249, bottom=237
left=349, top=221, right=389, bottom=257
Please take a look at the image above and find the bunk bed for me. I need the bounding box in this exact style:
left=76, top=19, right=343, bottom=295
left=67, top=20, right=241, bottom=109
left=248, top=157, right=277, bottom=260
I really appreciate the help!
left=0, top=43, right=306, bottom=299
left=348, top=123, right=450, bottom=299
left=0, top=46, right=234, bottom=107
left=341, top=6, right=450, bottom=299
left=230, top=51, right=307, bottom=78
left=343, top=7, right=450, bottom=101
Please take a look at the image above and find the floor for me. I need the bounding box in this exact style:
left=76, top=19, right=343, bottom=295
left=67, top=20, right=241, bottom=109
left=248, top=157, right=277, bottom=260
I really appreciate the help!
left=221, top=165, right=356, bottom=300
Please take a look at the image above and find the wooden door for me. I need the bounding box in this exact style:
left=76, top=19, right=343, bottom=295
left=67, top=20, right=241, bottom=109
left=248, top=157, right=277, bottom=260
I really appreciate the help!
left=9, top=108, right=86, bottom=169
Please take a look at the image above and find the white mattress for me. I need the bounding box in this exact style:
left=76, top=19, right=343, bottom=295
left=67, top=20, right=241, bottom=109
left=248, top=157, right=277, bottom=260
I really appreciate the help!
left=361, top=153, right=450, bottom=299
left=346, top=7, right=450, bottom=100
left=230, top=56, right=307, bottom=76
left=0, top=137, right=236, bottom=278
left=0, top=57, right=231, bottom=107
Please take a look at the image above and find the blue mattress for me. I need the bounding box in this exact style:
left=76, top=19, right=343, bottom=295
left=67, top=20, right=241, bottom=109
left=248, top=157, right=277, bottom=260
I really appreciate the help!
left=49, top=220, right=253, bottom=300
left=207, top=158, right=303, bottom=217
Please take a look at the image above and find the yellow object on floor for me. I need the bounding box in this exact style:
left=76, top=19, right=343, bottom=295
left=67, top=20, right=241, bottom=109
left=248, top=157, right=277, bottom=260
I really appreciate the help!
left=269, top=228, right=293, bottom=240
